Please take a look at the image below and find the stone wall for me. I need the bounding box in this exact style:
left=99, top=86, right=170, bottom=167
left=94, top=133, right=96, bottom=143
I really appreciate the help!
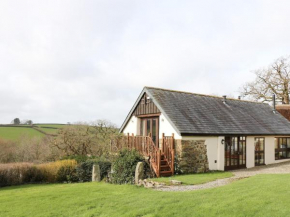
left=175, top=139, right=209, bottom=174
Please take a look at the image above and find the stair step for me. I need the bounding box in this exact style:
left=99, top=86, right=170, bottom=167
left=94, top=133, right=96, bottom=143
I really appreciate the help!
left=160, top=170, right=173, bottom=177
left=161, top=160, right=168, bottom=165
left=160, top=165, right=170, bottom=171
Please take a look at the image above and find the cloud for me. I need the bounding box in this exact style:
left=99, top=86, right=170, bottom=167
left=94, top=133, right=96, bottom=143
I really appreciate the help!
left=1, top=0, right=290, bottom=126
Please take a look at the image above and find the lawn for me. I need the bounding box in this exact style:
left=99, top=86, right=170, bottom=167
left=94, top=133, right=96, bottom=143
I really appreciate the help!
left=0, top=127, right=44, bottom=141
left=0, top=174, right=290, bottom=217
left=150, top=171, right=233, bottom=185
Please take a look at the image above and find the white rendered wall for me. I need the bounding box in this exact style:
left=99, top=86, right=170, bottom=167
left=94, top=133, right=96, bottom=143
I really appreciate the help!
left=264, top=136, right=275, bottom=165
left=181, top=136, right=219, bottom=171
left=217, top=136, right=225, bottom=171
left=122, top=113, right=182, bottom=139
left=247, top=136, right=290, bottom=167
left=159, top=113, right=181, bottom=139
left=246, top=137, right=255, bottom=169
left=122, top=116, right=138, bottom=135
left=264, top=136, right=290, bottom=165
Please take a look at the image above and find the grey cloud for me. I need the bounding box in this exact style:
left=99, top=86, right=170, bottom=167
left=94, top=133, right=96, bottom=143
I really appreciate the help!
left=1, top=0, right=290, bottom=126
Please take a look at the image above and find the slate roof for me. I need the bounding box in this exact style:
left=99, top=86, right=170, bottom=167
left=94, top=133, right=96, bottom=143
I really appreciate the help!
left=143, top=87, right=290, bottom=135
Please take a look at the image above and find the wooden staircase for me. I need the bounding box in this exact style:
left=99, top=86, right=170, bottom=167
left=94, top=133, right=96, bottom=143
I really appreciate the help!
left=160, top=154, right=173, bottom=177
left=111, top=133, right=175, bottom=177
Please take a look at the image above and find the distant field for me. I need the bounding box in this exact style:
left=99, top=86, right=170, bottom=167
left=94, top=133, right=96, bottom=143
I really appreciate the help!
left=0, top=124, right=66, bottom=141
left=0, top=127, right=44, bottom=141
left=35, top=127, right=59, bottom=134
left=34, top=124, right=65, bottom=128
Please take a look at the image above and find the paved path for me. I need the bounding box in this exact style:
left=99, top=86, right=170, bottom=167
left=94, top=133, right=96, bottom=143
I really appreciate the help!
left=156, top=160, right=290, bottom=192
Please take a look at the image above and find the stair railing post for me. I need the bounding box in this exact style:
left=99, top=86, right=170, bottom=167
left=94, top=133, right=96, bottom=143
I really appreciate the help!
left=171, top=133, right=175, bottom=175
left=127, top=133, right=130, bottom=149
left=158, top=149, right=161, bottom=177
left=162, top=133, right=165, bottom=153
left=171, top=133, right=175, bottom=150
left=131, top=133, right=134, bottom=151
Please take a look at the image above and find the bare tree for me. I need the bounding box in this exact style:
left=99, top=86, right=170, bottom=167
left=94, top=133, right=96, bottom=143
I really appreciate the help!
left=51, top=120, right=120, bottom=157
left=241, top=56, right=290, bottom=104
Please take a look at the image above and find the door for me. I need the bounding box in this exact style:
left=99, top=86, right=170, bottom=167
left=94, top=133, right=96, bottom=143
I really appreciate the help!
left=255, top=138, right=265, bottom=166
left=224, top=136, right=246, bottom=170
left=140, top=117, right=159, bottom=147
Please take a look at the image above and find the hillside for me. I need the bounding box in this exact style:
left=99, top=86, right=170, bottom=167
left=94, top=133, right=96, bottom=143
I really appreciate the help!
left=0, top=124, right=65, bottom=141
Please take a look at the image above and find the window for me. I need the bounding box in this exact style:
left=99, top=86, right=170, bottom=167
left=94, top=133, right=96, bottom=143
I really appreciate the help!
left=275, top=138, right=290, bottom=160
left=255, top=138, right=265, bottom=165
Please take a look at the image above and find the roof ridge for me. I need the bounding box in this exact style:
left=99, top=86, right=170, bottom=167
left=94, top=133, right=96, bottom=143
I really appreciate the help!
left=144, top=86, right=265, bottom=104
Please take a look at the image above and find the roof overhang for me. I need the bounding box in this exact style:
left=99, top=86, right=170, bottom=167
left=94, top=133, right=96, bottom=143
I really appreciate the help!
left=119, top=87, right=181, bottom=136
left=181, top=133, right=290, bottom=137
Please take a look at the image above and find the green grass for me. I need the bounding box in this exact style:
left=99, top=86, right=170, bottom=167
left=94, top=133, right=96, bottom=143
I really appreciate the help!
left=0, top=127, right=44, bottom=141
left=0, top=124, right=65, bottom=140
left=0, top=174, right=290, bottom=217
left=149, top=171, right=233, bottom=185
left=35, top=127, right=60, bottom=134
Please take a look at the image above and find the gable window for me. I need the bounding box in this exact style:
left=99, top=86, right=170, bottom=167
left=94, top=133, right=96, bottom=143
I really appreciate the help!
left=275, top=138, right=290, bottom=160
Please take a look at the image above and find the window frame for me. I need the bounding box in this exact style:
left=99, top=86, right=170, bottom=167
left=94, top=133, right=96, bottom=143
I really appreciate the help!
left=254, top=137, right=265, bottom=166
left=275, top=137, right=290, bottom=160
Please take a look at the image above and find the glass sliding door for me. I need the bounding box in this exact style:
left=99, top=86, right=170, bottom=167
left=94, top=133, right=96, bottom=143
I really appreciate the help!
left=255, top=138, right=265, bottom=166
left=224, top=136, right=246, bottom=170
left=140, top=117, right=159, bottom=147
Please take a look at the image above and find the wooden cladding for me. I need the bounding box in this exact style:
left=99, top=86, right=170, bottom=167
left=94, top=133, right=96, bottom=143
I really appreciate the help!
left=133, top=93, right=160, bottom=116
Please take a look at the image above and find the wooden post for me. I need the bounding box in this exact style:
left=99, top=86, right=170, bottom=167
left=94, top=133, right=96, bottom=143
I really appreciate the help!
left=171, top=149, right=175, bottom=175
left=171, top=133, right=175, bottom=149
left=127, top=133, right=130, bottom=149
left=171, top=133, right=175, bottom=175
left=162, top=133, right=165, bottom=153
left=158, top=150, right=161, bottom=177
left=132, top=133, right=134, bottom=150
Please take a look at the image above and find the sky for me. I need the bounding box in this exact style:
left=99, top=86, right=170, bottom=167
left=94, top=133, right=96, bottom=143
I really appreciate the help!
left=1, top=0, right=290, bottom=126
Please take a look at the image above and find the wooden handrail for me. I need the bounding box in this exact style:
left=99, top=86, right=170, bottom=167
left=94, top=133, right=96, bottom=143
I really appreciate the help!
left=162, top=133, right=175, bottom=175
left=110, top=133, right=174, bottom=177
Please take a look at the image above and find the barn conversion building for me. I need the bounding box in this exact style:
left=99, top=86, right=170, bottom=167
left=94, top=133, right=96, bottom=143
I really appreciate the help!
left=120, top=87, right=290, bottom=175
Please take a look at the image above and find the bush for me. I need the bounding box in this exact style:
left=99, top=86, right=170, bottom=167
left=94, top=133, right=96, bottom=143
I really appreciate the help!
left=111, top=149, right=144, bottom=184
left=76, top=159, right=111, bottom=182
left=37, top=160, right=77, bottom=183
left=0, top=163, right=35, bottom=187
left=61, top=155, right=98, bottom=163
left=0, top=158, right=113, bottom=187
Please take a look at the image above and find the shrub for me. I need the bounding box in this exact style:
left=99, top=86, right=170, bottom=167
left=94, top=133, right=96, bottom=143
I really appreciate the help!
left=61, top=155, right=98, bottom=163
left=36, top=160, right=77, bottom=183
left=76, top=159, right=111, bottom=182
left=0, top=163, right=35, bottom=187
left=56, top=163, right=78, bottom=183
left=111, top=149, right=144, bottom=184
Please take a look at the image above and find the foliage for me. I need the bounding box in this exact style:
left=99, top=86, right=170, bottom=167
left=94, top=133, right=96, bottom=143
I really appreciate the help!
left=37, top=160, right=78, bottom=183
left=61, top=155, right=97, bottom=163
left=0, top=163, right=35, bottom=187
left=51, top=120, right=121, bottom=157
left=21, top=120, right=33, bottom=125
left=111, top=149, right=144, bottom=184
left=0, top=136, right=63, bottom=163
left=12, top=118, right=20, bottom=125
left=76, top=159, right=111, bottom=182
left=0, top=160, right=78, bottom=187
left=241, top=56, right=290, bottom=104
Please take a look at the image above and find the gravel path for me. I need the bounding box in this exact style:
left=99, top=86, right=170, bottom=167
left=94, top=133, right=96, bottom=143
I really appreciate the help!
left=156, top=160, right=290, bottom=192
